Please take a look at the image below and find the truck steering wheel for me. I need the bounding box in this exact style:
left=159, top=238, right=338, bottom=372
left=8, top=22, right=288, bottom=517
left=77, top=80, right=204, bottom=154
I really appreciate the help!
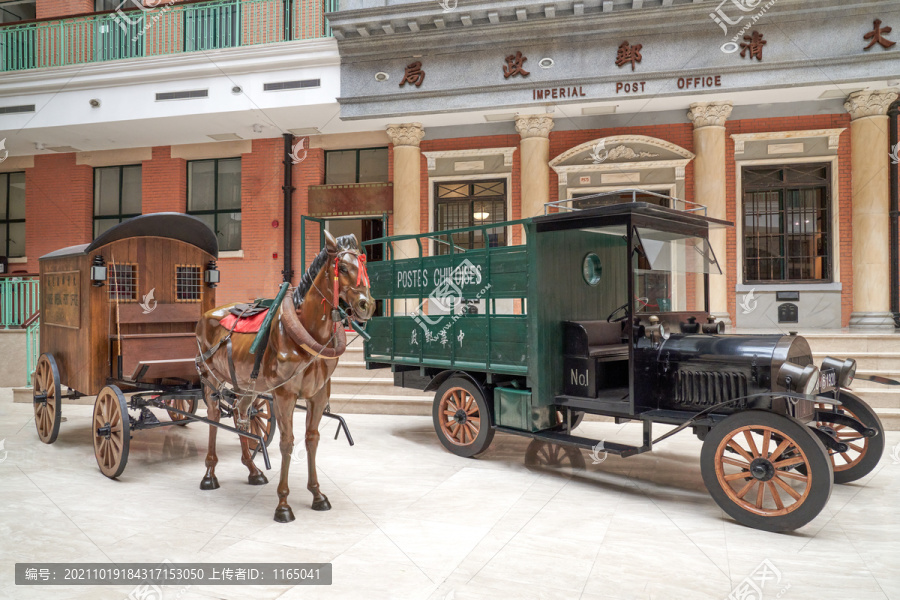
left=607, top=302, right=630, bottom=323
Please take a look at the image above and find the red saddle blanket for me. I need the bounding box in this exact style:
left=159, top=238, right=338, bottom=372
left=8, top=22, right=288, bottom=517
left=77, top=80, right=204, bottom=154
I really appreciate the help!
left=219, top=309, right=269, bottom=334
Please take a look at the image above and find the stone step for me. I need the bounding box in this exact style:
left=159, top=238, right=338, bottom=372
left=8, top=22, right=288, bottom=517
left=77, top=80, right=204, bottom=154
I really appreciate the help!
left=328, top=393, right=431, bottom=416
left=811, top=352, right=900, bottom=371
left=330, top=376, right=432, bottom=399
left=804, top=334, right=900, bottom=354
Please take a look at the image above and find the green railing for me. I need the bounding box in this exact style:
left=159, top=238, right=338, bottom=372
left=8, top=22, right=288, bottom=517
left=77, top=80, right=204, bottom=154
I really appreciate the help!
left=0, top=0, right=338, bottom=72
left=25, top=314, right=39, bottom=387
left=1, top=274, right=39, bottom=329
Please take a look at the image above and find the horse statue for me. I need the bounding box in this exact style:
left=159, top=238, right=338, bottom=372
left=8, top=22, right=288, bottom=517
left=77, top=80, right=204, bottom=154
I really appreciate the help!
left=195, top=232, right=374, bottom=522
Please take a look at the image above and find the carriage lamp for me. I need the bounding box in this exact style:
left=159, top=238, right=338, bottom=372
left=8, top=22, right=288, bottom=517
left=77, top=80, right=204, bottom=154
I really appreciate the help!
left=821, top=357, right=857, bottom=388
left=90, top=255, right=107, bottom=287
left=204, top=260, right=220, bottom=288
left=777, top=362, right=820, bottom=396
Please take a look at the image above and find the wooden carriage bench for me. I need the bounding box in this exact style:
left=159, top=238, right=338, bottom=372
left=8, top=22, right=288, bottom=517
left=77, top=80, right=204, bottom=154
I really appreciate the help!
left=111, top=304, right=201, bottom=383
left=562, top=320, right=630, bottom=398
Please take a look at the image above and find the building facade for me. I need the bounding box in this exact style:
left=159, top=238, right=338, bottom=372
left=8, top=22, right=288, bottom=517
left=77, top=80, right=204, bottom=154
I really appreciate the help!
left=1, top=0, right=899, bottom=330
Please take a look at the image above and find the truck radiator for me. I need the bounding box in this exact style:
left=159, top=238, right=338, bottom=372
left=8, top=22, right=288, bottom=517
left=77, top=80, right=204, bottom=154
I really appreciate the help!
left=675, top=371, right=749, bottom=408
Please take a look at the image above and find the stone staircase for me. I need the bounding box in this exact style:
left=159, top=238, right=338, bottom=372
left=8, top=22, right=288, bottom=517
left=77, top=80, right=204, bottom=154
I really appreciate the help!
left=328, top=337, right=432, bottom=416
left=803, top=333, right=900, bottom=431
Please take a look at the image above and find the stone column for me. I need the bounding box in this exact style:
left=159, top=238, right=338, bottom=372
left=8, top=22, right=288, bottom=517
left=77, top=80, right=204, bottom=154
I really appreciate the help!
left=515, top=114, right=554, bottom=218
left=386, top=122, right=425, bottom=315
left=845, top=89, right=899, bottom=329
left=687, top=101, right=734, bottom=328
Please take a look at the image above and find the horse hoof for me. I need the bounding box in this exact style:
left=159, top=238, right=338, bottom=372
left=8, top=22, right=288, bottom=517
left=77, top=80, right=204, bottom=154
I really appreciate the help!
left=311, top=496, right=332, bottom=511
left=248, top=473, right=268, bottom=486
left=274, top=506, right=295, bottom=523
left=200, top=476, right=220, bottom=490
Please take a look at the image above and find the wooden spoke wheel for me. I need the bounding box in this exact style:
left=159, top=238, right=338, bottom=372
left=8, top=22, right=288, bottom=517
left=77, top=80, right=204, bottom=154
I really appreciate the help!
left=433, top=378, right=494, bottom=458
left=92, top=385, right=131, bottom=479
left=234, top=395, right=276, bottom=451
left=33, top=354, right=62, bottom=444
left=164, top=396, right=197, bottom=425
left=701, top=410, right=832, bottom=532
left=808, top=391, right=884, bottom=484
left=524, top=440, right=586, bottom=477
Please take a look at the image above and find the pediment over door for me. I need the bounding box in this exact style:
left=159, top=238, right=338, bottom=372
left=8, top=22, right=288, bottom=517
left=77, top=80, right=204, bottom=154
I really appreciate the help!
left=550, top=135, right=695, bottom=193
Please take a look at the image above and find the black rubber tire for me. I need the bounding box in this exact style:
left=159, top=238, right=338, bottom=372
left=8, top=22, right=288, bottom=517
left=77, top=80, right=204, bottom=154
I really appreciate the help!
left=811, top=390, right=885, bottom=484
left=432, top=377, right=494, bottom=458
left=701, top=410, right=833, bottom=532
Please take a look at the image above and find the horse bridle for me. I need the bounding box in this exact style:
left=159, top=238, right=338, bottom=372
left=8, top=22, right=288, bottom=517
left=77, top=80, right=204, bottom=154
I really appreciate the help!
left=316, top=248, right=370, bottom=323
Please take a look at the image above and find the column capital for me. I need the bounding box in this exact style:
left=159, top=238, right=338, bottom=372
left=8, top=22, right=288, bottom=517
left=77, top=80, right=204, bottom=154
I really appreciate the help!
left=385, top=123, right=425, bottom=147
left=844, top=89, right=899, bottom=120
left=515, top=114, right=554, bottom=139
left=687, top=101, right=734, bottom=129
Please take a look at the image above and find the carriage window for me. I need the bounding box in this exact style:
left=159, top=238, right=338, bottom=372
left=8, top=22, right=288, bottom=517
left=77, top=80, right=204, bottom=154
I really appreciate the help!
left=434, top=180, right=507, bottom=255
left=94, top=165, right=142, bottom=238
left=188, top=158, right=241, bottom=251
left=743, top=164, right=831, bottom=283
left=176, top=265, right=202, bottom=302
left=0, top=172, right=26, bottom=258
left=108, top=264, right=137, bottom=302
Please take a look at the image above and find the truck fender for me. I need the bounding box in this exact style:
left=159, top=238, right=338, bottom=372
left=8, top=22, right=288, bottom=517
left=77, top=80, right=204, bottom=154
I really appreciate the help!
left=424, top=370, right=486, bottom=397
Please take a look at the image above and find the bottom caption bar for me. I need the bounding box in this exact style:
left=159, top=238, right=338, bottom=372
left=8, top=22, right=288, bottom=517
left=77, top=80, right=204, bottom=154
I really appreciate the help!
left=16, top=563, right=332, bottom=585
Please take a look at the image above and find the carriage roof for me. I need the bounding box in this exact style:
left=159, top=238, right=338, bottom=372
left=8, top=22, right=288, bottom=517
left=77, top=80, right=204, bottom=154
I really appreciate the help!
left=39, top=212, right=219, bottom=260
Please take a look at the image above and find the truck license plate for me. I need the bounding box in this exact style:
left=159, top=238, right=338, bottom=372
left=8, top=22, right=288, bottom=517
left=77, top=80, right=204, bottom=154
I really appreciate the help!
left=819, top=370, right=836, bottom=392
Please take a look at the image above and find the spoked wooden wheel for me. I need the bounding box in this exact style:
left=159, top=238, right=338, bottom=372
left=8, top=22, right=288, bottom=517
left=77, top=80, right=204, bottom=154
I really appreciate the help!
left=524, top=440, right=586, bottom=478
left=809, top=391, right=884, bottom=484
left=164, top=396, right=197, bottom=425
left=234, top=395, right=276, bottom=450
left=433, top=378, right=494, bottom=458
left=92, top=385, right=131, bottom=479
left=33, top=354, right=62, bottom=444
left=701, top=411, right=832, bottom=532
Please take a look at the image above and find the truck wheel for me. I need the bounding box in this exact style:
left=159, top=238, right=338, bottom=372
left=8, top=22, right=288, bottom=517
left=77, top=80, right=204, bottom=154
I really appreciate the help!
left=810, top=391, right=884, bottom=484
left=701, top=410, right=832, bottom=532
left=433, top=378, right=494, bottom=458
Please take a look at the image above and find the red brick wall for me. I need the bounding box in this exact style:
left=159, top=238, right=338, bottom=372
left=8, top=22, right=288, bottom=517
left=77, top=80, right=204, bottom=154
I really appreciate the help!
left=24, top=154, right=93, bottom=273
left=726, top=114, right=852, bottom=327
left=142, top=146, right=185, bottom=214
left=215, top=139, right=284, bottom=304
left=36, top=0, right=93, bottom=19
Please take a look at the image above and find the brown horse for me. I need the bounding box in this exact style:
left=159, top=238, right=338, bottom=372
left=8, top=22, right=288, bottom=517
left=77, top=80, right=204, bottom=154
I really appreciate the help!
left=195, top=232, right=374, bottom=522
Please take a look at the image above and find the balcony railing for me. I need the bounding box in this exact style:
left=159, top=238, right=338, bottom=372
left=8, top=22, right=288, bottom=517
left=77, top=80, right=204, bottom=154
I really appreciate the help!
left=0, top=0, right=337, bottom=72
left=1, top=273, right=39, bottom=329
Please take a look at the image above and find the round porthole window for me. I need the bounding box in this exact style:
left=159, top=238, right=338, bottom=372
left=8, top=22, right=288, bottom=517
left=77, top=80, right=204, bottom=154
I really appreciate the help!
left=582, top=253, right=602, bottom=286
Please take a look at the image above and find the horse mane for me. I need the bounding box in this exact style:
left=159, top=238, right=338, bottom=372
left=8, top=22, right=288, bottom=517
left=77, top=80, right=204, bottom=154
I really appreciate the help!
left=292, top=234, right=359, bottom=306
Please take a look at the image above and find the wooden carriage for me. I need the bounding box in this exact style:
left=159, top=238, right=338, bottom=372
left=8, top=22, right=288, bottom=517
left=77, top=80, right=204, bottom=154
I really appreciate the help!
left=31, top=213, right=274, bottom=480
left=37, top=212, right=218, bottom=397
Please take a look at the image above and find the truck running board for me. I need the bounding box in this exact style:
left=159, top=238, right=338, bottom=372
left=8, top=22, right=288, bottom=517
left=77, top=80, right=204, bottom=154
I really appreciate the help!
left=493, top=425, right=652, bottom=458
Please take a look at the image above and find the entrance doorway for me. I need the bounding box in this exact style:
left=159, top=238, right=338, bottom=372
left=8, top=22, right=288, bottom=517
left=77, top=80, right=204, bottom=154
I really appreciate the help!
left=325, top=217, right=385, bottom=262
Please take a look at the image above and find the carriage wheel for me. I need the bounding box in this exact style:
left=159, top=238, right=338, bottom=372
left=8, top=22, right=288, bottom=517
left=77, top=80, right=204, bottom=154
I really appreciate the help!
left=433, top=378, right=494, bottom=458
left=92, top=385, right=131, bottom=479
left=234, top=396, right=276, bottom=450
left=524, top=440, right=586, bottom=478
left=33, top=354, right=62, bottom=444
left=808, top=391, right=884, bottom=484
left=164, top=396, right=197, bottom=425
left=701, top=410, right=832, bottom=532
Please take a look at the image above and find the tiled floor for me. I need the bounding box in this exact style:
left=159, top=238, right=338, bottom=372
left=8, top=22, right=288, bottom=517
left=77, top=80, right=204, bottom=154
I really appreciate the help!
left=1, top=391, right=899, bottom=600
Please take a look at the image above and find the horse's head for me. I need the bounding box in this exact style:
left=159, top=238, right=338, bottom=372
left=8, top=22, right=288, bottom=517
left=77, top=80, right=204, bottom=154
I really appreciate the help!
left=326, top=231, right=375, bottom=323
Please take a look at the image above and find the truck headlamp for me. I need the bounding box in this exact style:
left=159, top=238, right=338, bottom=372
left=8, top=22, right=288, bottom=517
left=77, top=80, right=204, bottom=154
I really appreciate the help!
left=820, top=357, right=856, bottom=388
left=777, top=363, right=820, bottom=396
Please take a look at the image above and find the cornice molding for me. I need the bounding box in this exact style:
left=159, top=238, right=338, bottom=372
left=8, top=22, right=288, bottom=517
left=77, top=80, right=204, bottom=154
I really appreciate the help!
left=731, top=129, right=846, bottom=154
left=421, top=147, right=516, bottom=170
left=550, top=135, right=694, bottom=167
